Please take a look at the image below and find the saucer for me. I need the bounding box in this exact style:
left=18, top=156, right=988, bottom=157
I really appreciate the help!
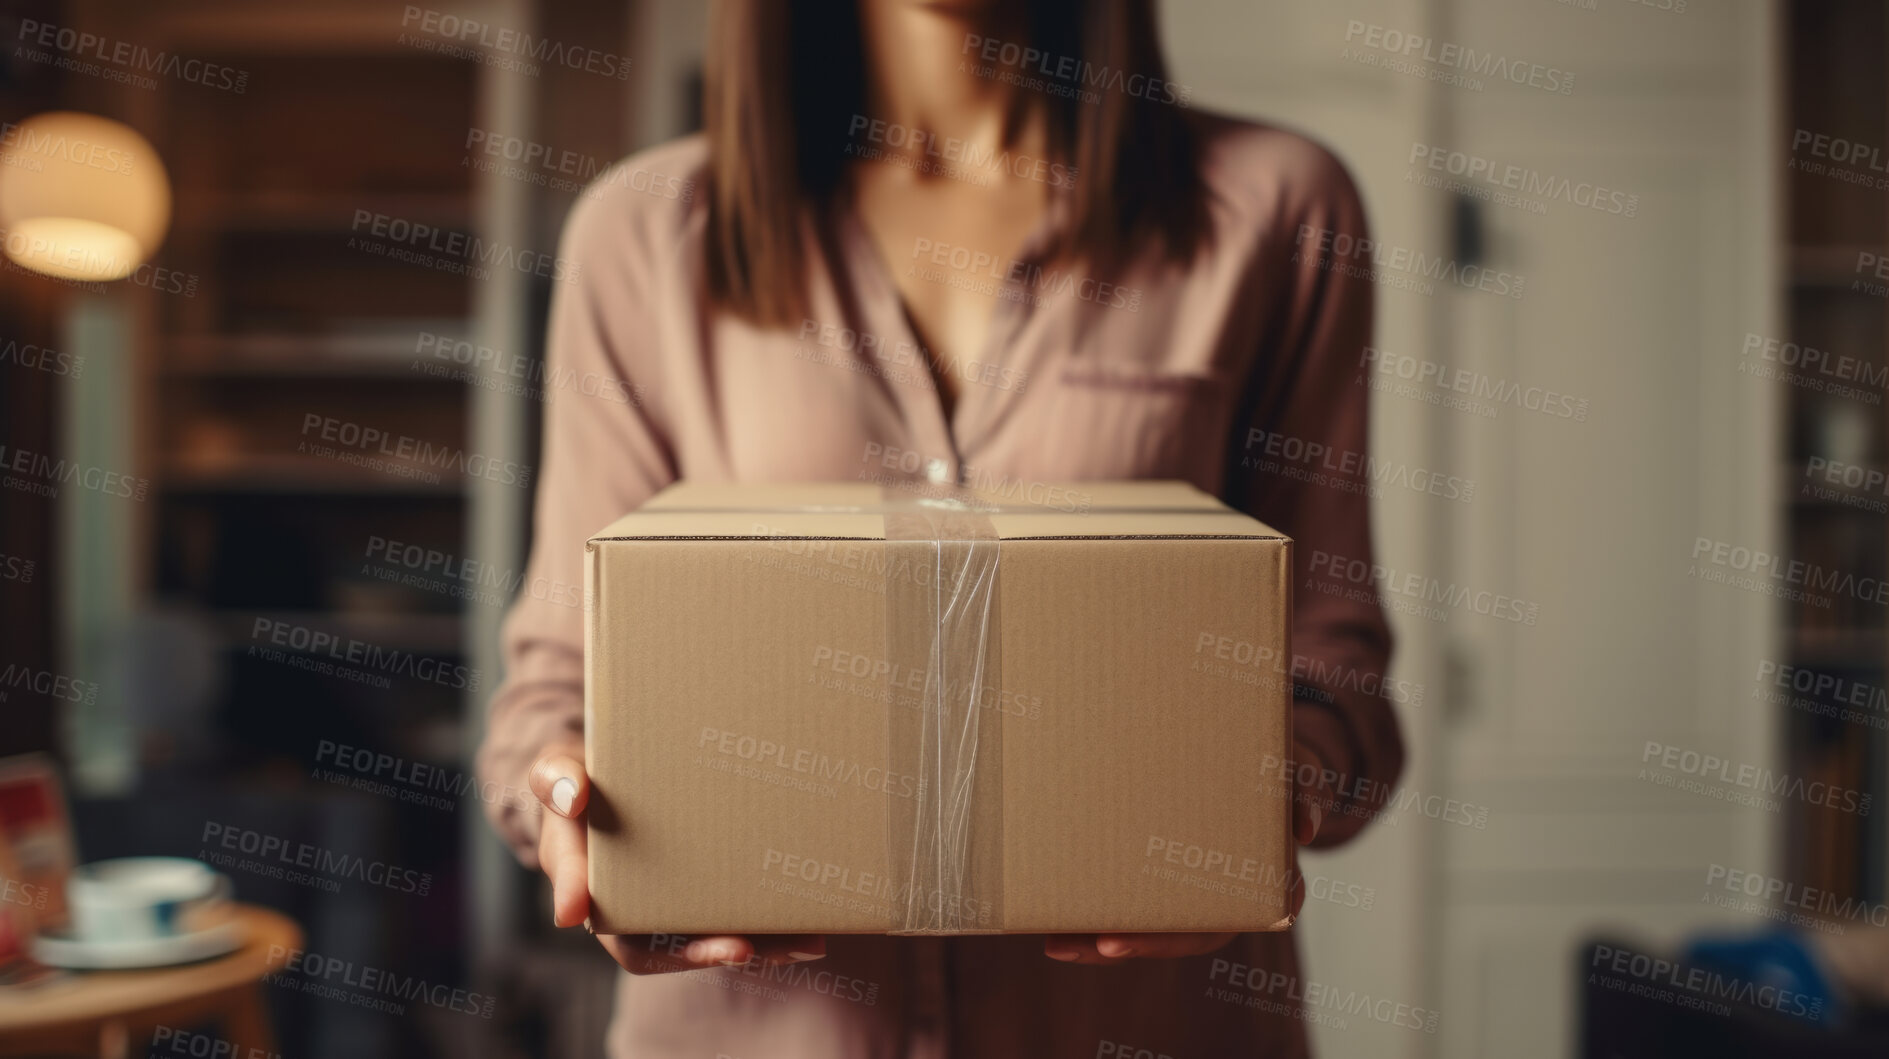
left=31, top=919, right=245, bottom=970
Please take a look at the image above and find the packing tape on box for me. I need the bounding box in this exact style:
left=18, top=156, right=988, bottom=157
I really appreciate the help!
left=882, top=488, right=1003, bottom=934
left=657, top=491, right=1013, bottom=931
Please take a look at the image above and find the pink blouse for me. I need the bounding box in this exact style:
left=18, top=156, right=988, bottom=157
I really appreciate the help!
left=478, top=113, right=1405, bottom=1059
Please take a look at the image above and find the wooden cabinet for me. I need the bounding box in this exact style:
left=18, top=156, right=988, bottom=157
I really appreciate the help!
left=1781, top=0, right=1889, bottom=907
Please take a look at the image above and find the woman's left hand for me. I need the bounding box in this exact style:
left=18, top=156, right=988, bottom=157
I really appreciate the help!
left=1042, top=742, right=1326, bottom=965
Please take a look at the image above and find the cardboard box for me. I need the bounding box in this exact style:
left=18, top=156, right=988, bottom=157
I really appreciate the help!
left=585, top=480, right=1293, bottom=935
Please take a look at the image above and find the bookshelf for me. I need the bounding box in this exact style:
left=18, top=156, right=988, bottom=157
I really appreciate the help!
left=53, top=3, right=525, bottom=1053
left=45, top=0, right=647, bottom=1051
left=148, top=50, right=480, bottom=762
left=1782, top=0, right=1889, bottom=909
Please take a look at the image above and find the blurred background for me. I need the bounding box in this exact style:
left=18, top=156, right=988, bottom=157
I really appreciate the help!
left=0, top=0, right=1880, bottom=1055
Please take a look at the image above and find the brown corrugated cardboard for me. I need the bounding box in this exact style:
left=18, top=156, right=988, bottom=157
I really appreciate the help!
left=585, top=480, right=1293, bottom=935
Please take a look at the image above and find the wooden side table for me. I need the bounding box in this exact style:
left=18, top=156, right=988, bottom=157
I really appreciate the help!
left=0, top=904, right=302, bottom=1059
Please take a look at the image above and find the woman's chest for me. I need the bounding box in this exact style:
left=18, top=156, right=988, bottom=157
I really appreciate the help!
left=662, top=247, right=1259, bottom=494
left=706, top=317, right=1239, bottom=494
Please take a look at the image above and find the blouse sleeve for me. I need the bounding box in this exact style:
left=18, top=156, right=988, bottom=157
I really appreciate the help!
left=475, top=186, right=678, bottom=866
left=1230, top=146, right=1406, bottom=849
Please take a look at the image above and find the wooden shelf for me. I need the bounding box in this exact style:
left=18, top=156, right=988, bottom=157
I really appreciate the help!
left=1790, top=628, right=1888, bottom=669
left=1790, top=244, right=1889, bottom=286
left=159, top=456, right=468, bottom=498
left=1785, top=460, right=1889, bottom=510
left=161, top=328, right=473, bottom=379
left=1790, top=492, right=1889, bottom=512
left=178, top=191, right=474, bottom=235
left=211, top=609, right=464, bottom=655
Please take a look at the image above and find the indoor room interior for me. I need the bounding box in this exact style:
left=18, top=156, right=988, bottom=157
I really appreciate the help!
left=0, top=1, right=1882, bottom=1056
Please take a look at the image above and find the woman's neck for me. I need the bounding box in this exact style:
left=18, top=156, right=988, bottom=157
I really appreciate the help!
left=855, top=1, right=1037, bottom=159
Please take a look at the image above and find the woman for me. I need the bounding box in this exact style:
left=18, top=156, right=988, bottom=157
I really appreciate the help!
left=478, top=0, right=1405, bottom=1054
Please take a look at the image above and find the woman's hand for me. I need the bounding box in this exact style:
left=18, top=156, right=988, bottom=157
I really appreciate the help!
left=1041, top=742, right=1326, bottom=965
left=528, top=745, right=827, bottom=973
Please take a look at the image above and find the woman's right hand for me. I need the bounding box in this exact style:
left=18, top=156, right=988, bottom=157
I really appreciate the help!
left=528, top=745, right=827, bottom=974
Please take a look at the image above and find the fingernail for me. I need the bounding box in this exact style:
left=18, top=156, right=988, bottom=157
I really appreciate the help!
left=688, top=941, right=740, bottom=964
left=1096, top=939, right=1132, bottom=958
left=1046, top=946, right=1080, bottom=962
left=715, top=945, right=749, bottom=967
left=551, top=777, right=576, bottom=816
left=788, top=950, right=825, bottom=962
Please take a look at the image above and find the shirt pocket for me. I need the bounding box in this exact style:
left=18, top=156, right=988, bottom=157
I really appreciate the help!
left=1046, top=365, right=1233, bottom=480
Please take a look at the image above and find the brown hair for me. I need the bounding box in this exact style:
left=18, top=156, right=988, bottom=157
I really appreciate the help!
left=704, top=0, right=1208, bottom=327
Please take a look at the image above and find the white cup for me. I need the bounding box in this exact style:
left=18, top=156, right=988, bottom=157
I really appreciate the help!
left=67, top=857, right=231, bottom=941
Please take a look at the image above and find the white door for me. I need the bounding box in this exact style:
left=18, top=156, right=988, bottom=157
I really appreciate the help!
left=1430, top=2, right=1779, bottom=1055
left=1167, top=2, right=1780, bottom=1056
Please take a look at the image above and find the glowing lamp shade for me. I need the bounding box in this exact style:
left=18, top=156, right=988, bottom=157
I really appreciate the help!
left=0, top=111, right=171, bottom=281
